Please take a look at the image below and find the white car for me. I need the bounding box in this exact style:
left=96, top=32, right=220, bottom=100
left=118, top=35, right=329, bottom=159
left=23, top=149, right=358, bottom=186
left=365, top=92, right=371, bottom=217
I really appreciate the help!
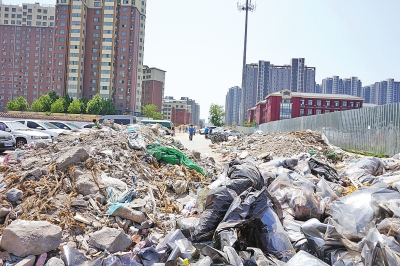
left=16, top=120, right=67, bottom=139
left=0, top=121, right=52, bottom=148
left=47, top=121, right=81, bottom=131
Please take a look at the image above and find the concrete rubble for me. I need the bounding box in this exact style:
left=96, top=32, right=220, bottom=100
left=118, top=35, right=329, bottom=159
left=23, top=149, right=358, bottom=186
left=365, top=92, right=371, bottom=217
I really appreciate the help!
left=1, top=122, right=400, bottom=265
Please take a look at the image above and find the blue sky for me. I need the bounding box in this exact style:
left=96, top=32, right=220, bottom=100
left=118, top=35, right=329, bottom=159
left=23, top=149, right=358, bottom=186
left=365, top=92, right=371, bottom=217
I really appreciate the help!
left=10, top=0, right=400, bottom=119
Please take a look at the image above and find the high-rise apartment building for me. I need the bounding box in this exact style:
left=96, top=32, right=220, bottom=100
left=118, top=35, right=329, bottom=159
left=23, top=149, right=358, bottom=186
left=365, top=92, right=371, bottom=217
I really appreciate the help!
left=256, top=60, right=270, bottom=103
left=342, top=77, right=362, bottom=97
left=0, top=0, right=146, bottom=114
left=142, top=66, right=165, bottom=112
left=225, top=86, right=241, bottom=126
left=289, top=58, right=315, bottom=93
left=180, top=97, right=200, bottom=126
left=162, top=96, right=191, bottom=125
left=239, top=63, right=258, bottom=123
left=269, top=65, right=291, bottom=94
left=0, top=3, right=56, bottom=108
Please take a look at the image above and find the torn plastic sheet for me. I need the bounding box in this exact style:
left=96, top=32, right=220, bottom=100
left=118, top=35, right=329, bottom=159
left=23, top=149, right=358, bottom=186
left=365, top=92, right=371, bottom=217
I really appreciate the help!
left=215, top=187, right=295, bottom=262
left=345, top=157, right=385, bottom=184
left=283, top=219, right=308, bottom=251
left=326, top=186, right=400, bottom=240
left=377, top=218, right=400, bottom=238
left=268, top=172, right=323, bottom=221
left=286, top=250, right=329, bottom=266
left=192, top=186, right=237, bottom=242
left=361, top=227, right=400, bottom=266
left=300, top=218, right=346, bottom=263
left=243, top=248, right=286, bottom=266
left=105, top=187, right=139, bottom=215
left=330, top=250, right=363, bottom=266
left=259, top=158, right=299, bottom=170
left=128, top=133, right=146, bottom=150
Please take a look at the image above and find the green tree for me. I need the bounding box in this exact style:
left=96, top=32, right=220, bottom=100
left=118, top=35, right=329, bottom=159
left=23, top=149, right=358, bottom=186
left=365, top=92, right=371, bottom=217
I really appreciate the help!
left=209, top=103, right=225, bottom=127
left=68, top=99, right=82, bottom=114
left=31, top=99, right=45, bottom=112
left=50, top=98, right=65, bottom=113
left=36, top=94, right=52, bottom=112
left=6, top=96, right=29, bottom=111
left=6, top=100, right=18, bottom=111
left=48, top=91, right=59, bottom=103
left=86, top=94, right=104, bottom=115
left=101, top=98, right=116, bottom=115
left=62, top=94, right=73, bottom=112
left=142, top=104, right=163, bottom=120
left=79, top=97, right=89, bottom=114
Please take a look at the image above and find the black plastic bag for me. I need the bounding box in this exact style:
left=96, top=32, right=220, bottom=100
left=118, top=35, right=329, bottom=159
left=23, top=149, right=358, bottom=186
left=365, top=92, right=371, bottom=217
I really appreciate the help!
left=215, top=187, right=295, bottom=262
left=226, top=159, right=264, bottom=194
left=308, top=158, right=340, bottom=183
left=192, top=186, right=237, bottom=242
left=300, top=218, right=345, bottom=263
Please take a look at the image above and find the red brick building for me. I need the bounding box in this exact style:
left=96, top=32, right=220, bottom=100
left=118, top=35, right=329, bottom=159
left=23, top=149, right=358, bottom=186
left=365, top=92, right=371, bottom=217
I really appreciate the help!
left=248, top=90, right=364, bottom=125
left=142, top=66, right=165, bottom=112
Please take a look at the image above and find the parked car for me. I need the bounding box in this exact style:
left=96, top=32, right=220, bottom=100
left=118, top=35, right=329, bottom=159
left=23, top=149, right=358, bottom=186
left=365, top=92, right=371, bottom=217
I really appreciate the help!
left=0, top=121, right=52, bottom=148
left=226, top=130, right=244, bottom=138
left=81, top=123, right=96, bottom=129
left=47, top=121, right=81, bottom=131
left=0, top=131, right=16, bottom=152
left=16, top=120, right=67, bottom=139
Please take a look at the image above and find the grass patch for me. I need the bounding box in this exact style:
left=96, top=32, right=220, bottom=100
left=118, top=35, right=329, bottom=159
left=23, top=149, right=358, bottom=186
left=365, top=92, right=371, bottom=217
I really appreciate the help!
left=342, top=148, right=390, bottom=158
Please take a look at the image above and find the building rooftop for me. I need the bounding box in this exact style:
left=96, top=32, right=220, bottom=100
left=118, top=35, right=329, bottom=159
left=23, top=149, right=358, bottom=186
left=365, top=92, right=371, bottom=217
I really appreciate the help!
left=267, top=91, right=364, bottom=100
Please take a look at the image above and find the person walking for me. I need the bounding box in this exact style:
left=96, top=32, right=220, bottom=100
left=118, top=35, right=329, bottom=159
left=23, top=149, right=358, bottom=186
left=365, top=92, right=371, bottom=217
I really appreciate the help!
left=189, top=125, right=195, bottom=141
left=204, top=126, right=209, bottom=138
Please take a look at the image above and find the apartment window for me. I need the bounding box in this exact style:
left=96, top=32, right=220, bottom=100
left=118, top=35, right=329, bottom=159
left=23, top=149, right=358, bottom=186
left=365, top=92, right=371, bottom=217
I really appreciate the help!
left=94, top=2, right=101, bottom=7
left=316, top=100, right=321, bottom=107
left=101, top=78, right=110, bottom=82
left=71, top=29, right=80, bottom=33
left=93, top=17, right=99, bottom=22
left=91, top=64, right=98, bottom=68
left=60, top=14, right=66, bottom=19
left=350, top=102, right=354, bottom=107
left=72, top=5, right=82, bottom=9
left=325, top=100, right=331, bottom=107
left=356, top=102, right=360, bottom=108
left=91, top=80, right=97, bottom=84
left=122, top=15, right=128, bottom=20
left=307, top=99, right=313, bottom=106
left=92, top=48, right=98, bottom=52
left=72, top=13, right=81, bottom=17
left=300, top=109, right=304, bottom=116
left=95, top=10, right=101, bottom=14
left=91, top=56, right=98, bottom=60
left=342, top=101, right=347, bottom=107
left=91, top=87, right=96, bottom=91
left=316, top=109, right=322, bottom=115
left=121, top=31, right=127, bottom=36
left=325, top=110, right=330, bottom=113
left=93, top=33, right=99, bottom=37
left=300, top=99, right=305, bottom=106
left=92, top=41, right=99, bottom=45
left=118, top=95, right=124, bottom=100
left=307, top=109, right=313, bottom=116
left=334, top=101, right=339, bottom=107
left=122, top=7, right=128, bottom=11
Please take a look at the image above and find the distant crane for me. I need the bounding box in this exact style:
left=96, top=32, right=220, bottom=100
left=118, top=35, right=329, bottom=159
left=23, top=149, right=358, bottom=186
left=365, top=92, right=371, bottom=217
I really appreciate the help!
left=238, top=0, right=256, bottom=125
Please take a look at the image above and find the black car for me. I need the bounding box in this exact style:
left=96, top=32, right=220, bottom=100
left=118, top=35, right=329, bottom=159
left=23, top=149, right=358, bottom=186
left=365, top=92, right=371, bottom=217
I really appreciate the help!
left=0, top=131, right=16, bottom=152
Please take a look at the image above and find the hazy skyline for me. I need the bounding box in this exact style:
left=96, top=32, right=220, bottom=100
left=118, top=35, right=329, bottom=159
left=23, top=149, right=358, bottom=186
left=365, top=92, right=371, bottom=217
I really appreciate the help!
left=8, top=0, right=400, bottom=119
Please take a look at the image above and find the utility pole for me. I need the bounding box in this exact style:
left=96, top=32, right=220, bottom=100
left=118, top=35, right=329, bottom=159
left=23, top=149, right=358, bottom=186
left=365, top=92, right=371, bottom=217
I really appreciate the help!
left=238, top=0, right=256, bottom=125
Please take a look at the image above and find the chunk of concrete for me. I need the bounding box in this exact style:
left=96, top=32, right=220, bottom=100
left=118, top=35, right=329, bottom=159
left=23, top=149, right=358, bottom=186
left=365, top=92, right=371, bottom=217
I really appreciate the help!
left=0, top=220, right=62, bottom=257
left=6, top=188, right=23, bottom=202
left=45, top=257, right=65, bottom=266
left=110, top=206, right=146, bottom=224
left=89, top=227, right=132, bottom=253
left=56, top=147, right=89, bottom=170
left=75, top=172, right=99, bottom=196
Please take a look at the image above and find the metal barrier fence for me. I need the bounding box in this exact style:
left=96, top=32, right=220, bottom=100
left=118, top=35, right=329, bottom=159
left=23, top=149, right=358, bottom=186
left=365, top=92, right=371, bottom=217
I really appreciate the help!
left=237, top=103, right=400, bottom=156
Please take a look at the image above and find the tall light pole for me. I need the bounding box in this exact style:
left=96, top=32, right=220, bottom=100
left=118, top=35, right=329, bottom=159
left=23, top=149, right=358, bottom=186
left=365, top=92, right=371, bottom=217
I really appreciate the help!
left=238, top=0, right=256, bottom=125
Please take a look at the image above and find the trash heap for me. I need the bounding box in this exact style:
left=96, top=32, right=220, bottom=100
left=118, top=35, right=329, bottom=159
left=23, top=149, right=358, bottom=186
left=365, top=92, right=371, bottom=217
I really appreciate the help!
left=1, top=123, right=400, bottom=266
left=213, top=130, right=348, bottom=163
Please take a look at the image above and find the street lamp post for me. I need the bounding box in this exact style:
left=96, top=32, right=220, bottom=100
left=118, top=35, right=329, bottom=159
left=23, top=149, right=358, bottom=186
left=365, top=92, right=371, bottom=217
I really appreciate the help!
left=238, top=0, right=256, bottom=125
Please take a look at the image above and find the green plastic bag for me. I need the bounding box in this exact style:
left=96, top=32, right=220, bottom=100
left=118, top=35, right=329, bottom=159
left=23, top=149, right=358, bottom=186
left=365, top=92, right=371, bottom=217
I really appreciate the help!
left=146, top=144, right=205, bottom=176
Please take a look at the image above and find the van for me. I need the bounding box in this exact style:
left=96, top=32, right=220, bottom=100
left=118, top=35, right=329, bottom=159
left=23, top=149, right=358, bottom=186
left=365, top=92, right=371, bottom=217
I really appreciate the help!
left=140, top=120, right=173, bottom=129
left=99, top=115, right=137, bottom=125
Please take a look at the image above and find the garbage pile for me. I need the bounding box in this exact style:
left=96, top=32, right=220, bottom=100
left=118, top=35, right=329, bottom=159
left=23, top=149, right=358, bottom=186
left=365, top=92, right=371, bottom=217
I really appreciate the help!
left=1, top=123, right=400, bottom=265
left=212, top=130, right=349, bottom=163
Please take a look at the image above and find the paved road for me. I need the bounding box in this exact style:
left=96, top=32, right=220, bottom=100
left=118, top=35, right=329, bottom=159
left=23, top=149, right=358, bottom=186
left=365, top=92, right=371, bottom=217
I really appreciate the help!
left=173, top=132, right=222, bottom=164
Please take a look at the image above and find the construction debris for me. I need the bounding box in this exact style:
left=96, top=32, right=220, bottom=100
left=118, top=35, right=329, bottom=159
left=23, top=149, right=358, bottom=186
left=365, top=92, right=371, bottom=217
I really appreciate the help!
left=1, top=123, right=400, bottom=265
